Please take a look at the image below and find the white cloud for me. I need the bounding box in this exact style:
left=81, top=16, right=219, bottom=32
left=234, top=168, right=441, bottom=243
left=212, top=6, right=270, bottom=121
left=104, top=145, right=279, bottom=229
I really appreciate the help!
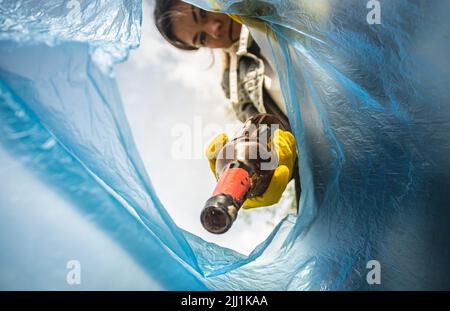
left=134, top=1, right=226, bottom=103
left=115, top=0, right=296, bottom=256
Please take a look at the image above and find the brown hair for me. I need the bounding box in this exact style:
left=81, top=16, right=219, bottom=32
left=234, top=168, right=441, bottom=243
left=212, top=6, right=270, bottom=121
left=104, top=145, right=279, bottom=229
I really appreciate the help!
left=153, top=0, right=199, bottom=51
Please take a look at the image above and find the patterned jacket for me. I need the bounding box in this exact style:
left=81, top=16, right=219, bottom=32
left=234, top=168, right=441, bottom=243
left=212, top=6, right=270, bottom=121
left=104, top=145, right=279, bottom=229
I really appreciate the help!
left=221, top=26, right=290, bottom=131
left=221, top=25, right=301, bottom=206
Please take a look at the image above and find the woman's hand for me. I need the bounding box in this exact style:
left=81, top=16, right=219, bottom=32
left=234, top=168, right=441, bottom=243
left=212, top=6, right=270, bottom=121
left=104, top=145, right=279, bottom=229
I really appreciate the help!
left=205, top=129, right=297, bottom=208
left=242, top=129, right=296, bottom=209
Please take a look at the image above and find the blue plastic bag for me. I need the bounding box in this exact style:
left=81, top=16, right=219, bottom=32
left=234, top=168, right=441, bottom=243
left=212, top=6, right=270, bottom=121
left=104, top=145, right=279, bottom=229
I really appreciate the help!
left=1, top=0, right=449, bottom=290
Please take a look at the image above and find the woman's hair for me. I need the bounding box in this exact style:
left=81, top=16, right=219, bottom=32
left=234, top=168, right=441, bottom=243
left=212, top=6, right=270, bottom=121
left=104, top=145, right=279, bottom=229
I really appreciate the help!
left=154, top=0, right=199, bottom=51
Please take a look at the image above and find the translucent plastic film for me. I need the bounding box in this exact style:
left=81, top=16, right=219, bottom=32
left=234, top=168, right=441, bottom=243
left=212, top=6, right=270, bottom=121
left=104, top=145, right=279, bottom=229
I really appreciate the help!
left=1, top=0, right=449, bottom=290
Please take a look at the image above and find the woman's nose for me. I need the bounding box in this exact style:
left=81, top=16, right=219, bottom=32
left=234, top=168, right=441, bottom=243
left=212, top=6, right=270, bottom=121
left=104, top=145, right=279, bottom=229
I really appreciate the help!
left=204, top=20, right=222, bottom=39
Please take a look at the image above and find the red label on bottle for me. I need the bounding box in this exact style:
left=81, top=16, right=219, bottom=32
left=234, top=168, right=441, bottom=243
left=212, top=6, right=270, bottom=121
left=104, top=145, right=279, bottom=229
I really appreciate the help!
left=213, top=168, right=252, bottom=203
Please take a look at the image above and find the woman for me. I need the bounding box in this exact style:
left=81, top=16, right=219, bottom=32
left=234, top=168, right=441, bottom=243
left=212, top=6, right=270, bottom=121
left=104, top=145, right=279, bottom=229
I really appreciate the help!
left=154, top=0, right=300, bottom=209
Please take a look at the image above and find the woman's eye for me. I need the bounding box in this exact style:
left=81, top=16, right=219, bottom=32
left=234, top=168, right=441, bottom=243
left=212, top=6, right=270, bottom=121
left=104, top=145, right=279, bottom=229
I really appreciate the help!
left=199, top=9, right=207, bottom=19
left=199, top=32, right=207, bottom=46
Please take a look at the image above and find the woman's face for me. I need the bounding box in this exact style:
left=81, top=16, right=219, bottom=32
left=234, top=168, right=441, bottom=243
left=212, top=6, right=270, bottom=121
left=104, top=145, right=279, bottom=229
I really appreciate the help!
left=170, top=1, right=242, bottom=49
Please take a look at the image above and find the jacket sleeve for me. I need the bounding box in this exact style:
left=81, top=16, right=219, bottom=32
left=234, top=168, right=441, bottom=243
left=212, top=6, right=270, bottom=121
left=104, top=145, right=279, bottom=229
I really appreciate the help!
left=221, top=68, right=260, bottom=123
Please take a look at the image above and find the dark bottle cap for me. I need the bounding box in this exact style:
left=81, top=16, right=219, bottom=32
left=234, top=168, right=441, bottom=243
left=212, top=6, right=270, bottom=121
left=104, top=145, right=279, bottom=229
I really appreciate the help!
left=200, top=194, right=238, bottom=234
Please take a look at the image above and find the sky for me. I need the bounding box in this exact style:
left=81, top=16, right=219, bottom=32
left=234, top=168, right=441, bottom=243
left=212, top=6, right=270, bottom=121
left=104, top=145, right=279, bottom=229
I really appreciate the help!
left=115, top=0, right=296, bottom=255
left=0, top=147, right=162, bottom=290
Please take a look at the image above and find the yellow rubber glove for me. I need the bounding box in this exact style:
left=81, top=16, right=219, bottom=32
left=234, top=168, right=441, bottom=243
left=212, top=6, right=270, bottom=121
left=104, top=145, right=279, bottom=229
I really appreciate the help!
left=227, top=13, right=270, bottom=34
left=242, top=128, right=296, bottom=209
left=227, top=13, right=245, bottom=25
left=205, top=133, right=229, bottom=180
left=205, top=129, right=297, bottom=208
